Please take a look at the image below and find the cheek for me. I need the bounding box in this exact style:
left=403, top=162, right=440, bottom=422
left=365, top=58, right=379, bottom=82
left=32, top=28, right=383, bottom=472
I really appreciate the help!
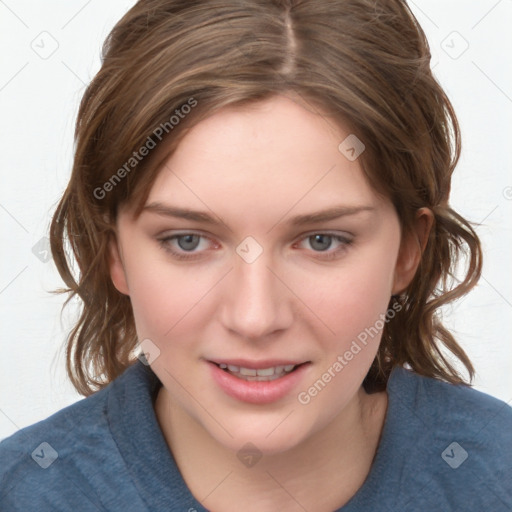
left=296, top=255, right=397, bottom=420
left=306, top=250, right=397, bottom=344
left=122, top=247, right=212, bottom=341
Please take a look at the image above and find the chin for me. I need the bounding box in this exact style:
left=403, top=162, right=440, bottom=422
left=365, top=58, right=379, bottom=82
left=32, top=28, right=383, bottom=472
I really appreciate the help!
left=204, top=412, right=316, bottom=458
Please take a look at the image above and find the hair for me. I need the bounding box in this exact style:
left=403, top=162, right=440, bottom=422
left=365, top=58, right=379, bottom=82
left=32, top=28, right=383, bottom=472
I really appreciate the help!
left=50, top=0, right=482, bottom=396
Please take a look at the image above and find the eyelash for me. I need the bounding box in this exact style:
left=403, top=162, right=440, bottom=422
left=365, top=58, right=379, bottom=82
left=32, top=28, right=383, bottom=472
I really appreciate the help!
left=157, top=232, right=353, bottom=261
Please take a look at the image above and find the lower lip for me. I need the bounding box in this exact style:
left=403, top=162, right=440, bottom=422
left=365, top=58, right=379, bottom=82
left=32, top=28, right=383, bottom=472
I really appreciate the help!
left=207, top=361, right=310, bottom=404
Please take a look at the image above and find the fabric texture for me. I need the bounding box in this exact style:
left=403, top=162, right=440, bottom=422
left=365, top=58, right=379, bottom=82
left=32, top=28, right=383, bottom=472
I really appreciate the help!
left=1, top=360, right=511, bottom=511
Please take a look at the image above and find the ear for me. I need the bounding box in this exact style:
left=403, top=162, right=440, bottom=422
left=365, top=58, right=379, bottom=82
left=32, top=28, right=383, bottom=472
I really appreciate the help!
left=392, top=207, right=433, bottom=295
left=108, top=235, right=130, bottom=295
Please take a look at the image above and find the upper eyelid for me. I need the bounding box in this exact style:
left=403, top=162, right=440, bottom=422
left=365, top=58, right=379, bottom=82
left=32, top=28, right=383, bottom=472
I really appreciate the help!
left=293, top=232, right=353, bottom=249
left=158, top=229, right=353, bottom=240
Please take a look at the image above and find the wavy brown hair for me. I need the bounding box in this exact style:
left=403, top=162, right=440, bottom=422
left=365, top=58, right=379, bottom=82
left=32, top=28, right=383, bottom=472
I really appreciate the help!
left=50, top=0, right=482, bottom=396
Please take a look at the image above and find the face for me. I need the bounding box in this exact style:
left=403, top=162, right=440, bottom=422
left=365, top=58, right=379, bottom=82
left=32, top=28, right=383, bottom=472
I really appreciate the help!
left=110, top=94, right=423, bottom=455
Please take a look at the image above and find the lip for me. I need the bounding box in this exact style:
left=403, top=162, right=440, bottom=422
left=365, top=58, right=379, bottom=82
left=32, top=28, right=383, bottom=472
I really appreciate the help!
left=207, top=360, right=311, bottom=404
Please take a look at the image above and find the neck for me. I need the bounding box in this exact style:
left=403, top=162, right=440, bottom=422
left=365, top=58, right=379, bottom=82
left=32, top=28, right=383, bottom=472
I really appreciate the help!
left=155, top=385, right=388, bottom=512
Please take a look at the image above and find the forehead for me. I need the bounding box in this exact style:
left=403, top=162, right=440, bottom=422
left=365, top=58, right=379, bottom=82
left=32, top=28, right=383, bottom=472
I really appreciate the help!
left=142, top=95, right=386, bottom=227
left=167, top=94, right=345, bottom=168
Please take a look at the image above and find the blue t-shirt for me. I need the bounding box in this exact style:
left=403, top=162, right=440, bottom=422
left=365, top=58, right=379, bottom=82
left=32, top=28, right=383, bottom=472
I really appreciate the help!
left=1, top=360, right=511, bottom=511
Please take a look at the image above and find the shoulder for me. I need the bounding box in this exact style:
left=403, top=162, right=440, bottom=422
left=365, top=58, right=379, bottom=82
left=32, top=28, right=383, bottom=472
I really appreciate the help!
left=0, top=364, right=148, bottom=511
left=390, top=366, right=512, bottom=441
left=0, top=384, right=108, bottom=510
left=0, top=381, right=108, bottom=455
left=385, top=367, right=512, bottom=509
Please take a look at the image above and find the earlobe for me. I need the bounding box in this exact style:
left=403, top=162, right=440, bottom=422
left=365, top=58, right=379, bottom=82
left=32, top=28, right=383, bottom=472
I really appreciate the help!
left=392, top=208, right=434, bottom=295
left=109, top=236, right=130, bottom=295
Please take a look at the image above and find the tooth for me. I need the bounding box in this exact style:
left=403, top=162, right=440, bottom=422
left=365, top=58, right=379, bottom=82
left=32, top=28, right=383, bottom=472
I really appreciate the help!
left=248, top=374, right=280, bottom=382
left=239, top=367, right=257, bottom=376
left=221, top=363, right=299, bottom=380
left=256, top=374, right=280, bottom=381
left=256, top=367, right=275, bottom=376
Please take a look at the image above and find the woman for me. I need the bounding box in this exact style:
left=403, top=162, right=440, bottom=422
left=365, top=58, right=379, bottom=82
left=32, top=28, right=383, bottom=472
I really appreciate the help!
left=1, top=1, right=510, bottom=510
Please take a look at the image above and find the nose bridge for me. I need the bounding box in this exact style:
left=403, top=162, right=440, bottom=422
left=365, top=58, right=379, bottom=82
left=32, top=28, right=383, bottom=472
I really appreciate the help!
left=220, top=245, right=292, bottom=339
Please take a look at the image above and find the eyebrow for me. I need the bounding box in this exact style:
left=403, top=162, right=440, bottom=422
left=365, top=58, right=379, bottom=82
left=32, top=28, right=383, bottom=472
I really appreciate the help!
left=143, top=202, right=375, bottom=226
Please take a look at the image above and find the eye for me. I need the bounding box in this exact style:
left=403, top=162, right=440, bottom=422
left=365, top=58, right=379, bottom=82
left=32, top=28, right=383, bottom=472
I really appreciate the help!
left=296, top=233, right=353, bottom=260
left=158, top=233, right=215, bottom=260
left=157, top=231, right=353, bottom=262
left=173, top=234, right=201, bottom=251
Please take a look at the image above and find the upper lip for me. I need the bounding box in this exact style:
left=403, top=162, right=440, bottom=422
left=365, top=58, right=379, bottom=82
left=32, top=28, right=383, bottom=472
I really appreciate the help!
left=208, top=358, right=310, bottom=369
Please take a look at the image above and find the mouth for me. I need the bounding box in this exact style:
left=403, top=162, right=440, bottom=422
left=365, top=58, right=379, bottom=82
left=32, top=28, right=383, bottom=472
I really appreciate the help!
left=209, top=361, right=310, bottom=382
left=207, top=359, right=312, bottom=404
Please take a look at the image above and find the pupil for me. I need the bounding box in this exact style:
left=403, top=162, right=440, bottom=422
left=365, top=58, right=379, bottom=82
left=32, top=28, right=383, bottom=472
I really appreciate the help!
left=178, top=235, right=200, bottom=251
left=310, top=234, right=331, bottom=251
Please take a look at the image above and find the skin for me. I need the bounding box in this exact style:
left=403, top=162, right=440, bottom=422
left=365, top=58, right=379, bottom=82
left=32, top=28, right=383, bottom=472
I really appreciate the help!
left=109, top=94, right=432, bottom=511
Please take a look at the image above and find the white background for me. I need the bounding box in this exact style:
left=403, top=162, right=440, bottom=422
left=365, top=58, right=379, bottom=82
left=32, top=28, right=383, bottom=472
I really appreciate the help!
left=1, top=0, right=511, bottom=441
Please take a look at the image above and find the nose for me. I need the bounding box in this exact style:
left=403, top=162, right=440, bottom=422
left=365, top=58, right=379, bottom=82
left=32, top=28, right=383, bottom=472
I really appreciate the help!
left=219, top=249, right=294, bottom=340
